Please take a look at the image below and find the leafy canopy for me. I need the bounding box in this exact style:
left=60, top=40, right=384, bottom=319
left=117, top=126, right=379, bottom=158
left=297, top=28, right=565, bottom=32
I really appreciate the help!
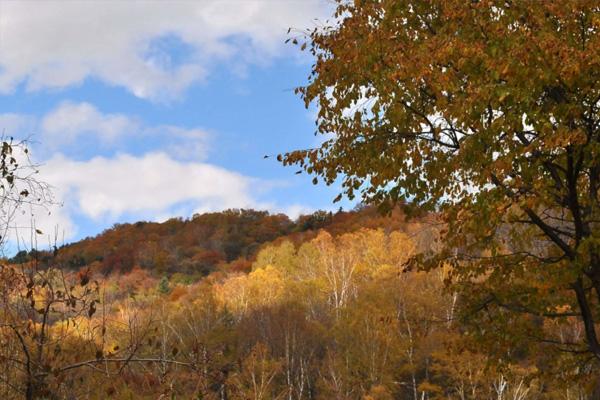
left=282, top=0, right=600, bottom=365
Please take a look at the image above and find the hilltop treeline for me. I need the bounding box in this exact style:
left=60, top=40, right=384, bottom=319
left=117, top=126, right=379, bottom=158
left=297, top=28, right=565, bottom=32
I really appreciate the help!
left=10, top=206, right=429, bottom=277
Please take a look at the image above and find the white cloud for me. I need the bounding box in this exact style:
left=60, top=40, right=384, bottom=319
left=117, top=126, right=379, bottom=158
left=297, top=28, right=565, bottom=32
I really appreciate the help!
left=28, top=152, right=261, bottom=239
left=279, top=204, right=314, bottom=220
left=0, top=1, right=329, bottom=100
left=11, top=200, right=76, bottom=251
left=8, top=101, right=211, bottom=159
left=151, top=126, right=210, bottom=160
left=41, top=102, right=140, bottom=144
left=0, top=113, right=36, bottom=137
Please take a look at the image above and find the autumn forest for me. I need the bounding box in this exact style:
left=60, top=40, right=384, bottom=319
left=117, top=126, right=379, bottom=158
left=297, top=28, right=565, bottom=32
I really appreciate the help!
left=2, top=206, right=591, bottom=399
left=1, top=0, right=600, bottom=399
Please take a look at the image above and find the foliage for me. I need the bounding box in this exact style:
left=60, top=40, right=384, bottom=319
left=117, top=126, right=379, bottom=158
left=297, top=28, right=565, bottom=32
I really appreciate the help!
left=23, top=206, right=413, bottom=280
left=157, top=275, right=170, bottom=294
left=0, top=223, right=593, bottom=398
left=280, top=0, right=600, bottom=374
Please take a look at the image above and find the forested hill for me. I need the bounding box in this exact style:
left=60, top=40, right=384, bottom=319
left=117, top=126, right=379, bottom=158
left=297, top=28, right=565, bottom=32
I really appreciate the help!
left=9, top=205, right=435, bottom=277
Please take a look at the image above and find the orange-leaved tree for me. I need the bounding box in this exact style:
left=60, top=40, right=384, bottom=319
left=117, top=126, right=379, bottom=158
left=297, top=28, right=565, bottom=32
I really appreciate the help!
left=281, top=0, right=600, bottom=377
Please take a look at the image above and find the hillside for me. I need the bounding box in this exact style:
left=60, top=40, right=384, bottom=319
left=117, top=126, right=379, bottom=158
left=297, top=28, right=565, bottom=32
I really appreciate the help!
left=0, top=205, right=591, bottom=399
left=10, top=205, right=435, bottom=279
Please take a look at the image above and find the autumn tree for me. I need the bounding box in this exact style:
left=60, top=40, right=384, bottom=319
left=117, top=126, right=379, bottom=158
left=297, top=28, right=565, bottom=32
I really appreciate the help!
left=0, top=138, right=99, bottom=399
left=0, top=264, right=102, bottom=399
left=282, top=0, right=600, bottom=378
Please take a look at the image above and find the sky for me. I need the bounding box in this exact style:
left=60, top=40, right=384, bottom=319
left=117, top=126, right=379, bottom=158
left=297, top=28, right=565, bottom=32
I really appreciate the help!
left=0, top=0, right=351, bottom=252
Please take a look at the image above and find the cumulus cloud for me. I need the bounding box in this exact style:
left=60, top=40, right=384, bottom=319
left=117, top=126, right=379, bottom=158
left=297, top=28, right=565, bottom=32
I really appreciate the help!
left=0, top=1, right=328, bottom=100
left=8, top=101, right=210, bottom=159
left=0, top=113, right=36, bottom=137
left=44, top=152, right=258, bottom=219
left=41, top=102, right=140, bottom=144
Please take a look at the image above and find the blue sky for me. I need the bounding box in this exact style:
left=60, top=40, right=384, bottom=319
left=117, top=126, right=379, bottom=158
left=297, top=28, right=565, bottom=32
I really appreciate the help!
left=0, top=1, right=352, bottom=251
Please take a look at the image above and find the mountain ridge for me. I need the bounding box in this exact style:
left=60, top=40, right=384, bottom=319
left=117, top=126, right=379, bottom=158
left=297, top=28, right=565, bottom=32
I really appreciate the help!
left=8, top=204, right=432, bottom=279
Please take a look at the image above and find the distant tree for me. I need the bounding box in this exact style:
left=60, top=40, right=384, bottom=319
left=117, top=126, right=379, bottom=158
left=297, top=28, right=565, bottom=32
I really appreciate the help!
left=158, top=275, right=170, bottom=294
left=9, top=250, right=29, bottom=264
left=294, top=210, right=333, bottom=232
left=281, top=0, right=600, bottom=374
